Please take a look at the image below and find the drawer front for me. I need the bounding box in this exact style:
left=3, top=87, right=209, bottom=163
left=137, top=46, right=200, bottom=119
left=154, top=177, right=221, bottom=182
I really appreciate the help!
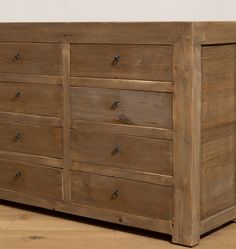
left=71, top=87, right=173, bottom=129
left=0, top=160, right=62, bottom=200
left=71, top=131, right=172, bottom=176
left=0, top=121, right=62, bottom=158
left=0, top=83, right=62, bottom=117
left=71, top=44, right=173, bottom=81
left=71, top=172, right=172, bottom=220
left=0, top=43, right=63, bottom=75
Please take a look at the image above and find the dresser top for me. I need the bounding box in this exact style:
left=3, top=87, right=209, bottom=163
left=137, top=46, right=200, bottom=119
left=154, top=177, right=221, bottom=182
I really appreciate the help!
left=0, top=22, right=236, bottom=45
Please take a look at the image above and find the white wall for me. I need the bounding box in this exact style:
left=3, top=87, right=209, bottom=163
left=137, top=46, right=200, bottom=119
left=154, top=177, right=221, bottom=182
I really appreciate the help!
left=0, top=0, right=235, bottom=22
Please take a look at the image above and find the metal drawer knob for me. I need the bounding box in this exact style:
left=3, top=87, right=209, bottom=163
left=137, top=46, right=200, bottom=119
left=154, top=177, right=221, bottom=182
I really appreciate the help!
left=12, top=52, right=22, bottom=63
left=112, top=144, right=121, bottom=155
left=111, top=100, right=120, bottom=110
left=14, top=171, right=22, bottom=180
left=13, top=132, right=22, bottom=142
left=111, top=189, right=120, bottom=200
left=13, top=92, right=21, bottom=101
left=112, top=55, right=120, bottom=65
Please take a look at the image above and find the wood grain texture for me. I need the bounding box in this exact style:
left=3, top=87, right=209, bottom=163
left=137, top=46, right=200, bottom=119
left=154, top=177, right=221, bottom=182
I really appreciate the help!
left=72, top=120, right=173, bottom=140
left=0, top=22, right=236, bottom=247
left=71, top=172, right=173, bottom=221
left=0, top=151, right=62, bottom=169
left=201, top=45, right=236, bottom=220
left=193, top=22, right=236, bottom=45
left=0, top=160, right=62, bottom=200
left=0, top=83, right=62, bottom=117
left=71, top=87, right=173, bottom=129
left=70, top=77, right=173, bottom=93
left=71, top=162, right=173, bottom=187
left=172, top=30, right=201, bottom=246
left=71, top=44, right=173, bottom=81
left=0, top=43, right=63, bottom=76
left=0, top=73, right=63, bottom=85
left=0, top=121, right=63, bottom=158
left=0, top=112, right=62, bottom=127
left=71, top=130, right=173, bottom=176
left=0, top=22, right=191, bottom=44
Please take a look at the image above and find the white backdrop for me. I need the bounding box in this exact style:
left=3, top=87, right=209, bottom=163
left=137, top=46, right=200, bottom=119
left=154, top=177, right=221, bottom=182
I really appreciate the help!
left=0, top=0, right=235, bottom=22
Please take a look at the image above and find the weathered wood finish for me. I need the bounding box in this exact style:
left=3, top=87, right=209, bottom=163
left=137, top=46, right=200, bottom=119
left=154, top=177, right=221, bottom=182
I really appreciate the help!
left=201, top=45, right=236, bottom=219
left=71, top=130, right=173, bottom=175
left=0, top=22, right=236, bottom=247
left=71, top=171, right=173, bottom=221
left=71, top=44, right=173, bottom=81
left=0, top=160, right=62, bottom=199
left=0, top=121, right=63, bottom=158
left=70, top=87, right=173, bottom=129
left=0, top=43, right=63, bottom=76
left=0, top=83, right=62, bottom=117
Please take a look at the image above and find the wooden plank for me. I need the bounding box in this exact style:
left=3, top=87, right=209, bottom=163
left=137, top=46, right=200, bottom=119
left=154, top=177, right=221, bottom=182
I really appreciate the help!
left=0, top=121, right=63, bottom=158
left=0, top=43, right=63, bottom=76
left=70, top=44, right=173, bottom=82
left=71, top=130, right=173, bottom=176
left=72, top=120, right=173, bottom=140
left=0, top=160, right=62, bottom=200
left=62, top=44, right=71, bottom=202
left=0, top=189, right=173, bottom=235
left=71, top=171, right=173, bottom=221
left=201, top=205, right=236, bottom=234
left=0, top=83, right=62, bottom=117
left=0, top=150, right=62, bottom=169
left=0, top=112, right=62, bottom=127
left=71, top=162, right=173, bottom=187
left=0, top=22, right=191, bottom=45
left=0, top=73, right=63, bottom=85
left=70, top=87, right=173, bottom=129
left=193, top=22, right=236, bottom=45
left=201, top=45, right=236, bottom=220
left=70, top=77, right=173, bottom=93
left=172, top=28, right=201, bottom=246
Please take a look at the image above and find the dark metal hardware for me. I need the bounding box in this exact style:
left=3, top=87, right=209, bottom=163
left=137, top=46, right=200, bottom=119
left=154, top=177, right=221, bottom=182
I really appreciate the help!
left=12, top=52, right=22, bottom=63
left=111, top=100, right=120, bottom=110
left=13, top=132, right=22, bottom=142
left=14, top=171, right=22, bottom=180
left=111, top=189, right=120, bottom=200
left=112, top=55, right=120, bottom=65
left=13, top=92, right=21, bottom=101
left=112, top=144, right=121, bottom=155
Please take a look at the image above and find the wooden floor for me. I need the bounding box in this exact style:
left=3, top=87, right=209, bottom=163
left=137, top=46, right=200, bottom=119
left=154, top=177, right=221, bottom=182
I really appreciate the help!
left=0, top=200, right=236, bottom=249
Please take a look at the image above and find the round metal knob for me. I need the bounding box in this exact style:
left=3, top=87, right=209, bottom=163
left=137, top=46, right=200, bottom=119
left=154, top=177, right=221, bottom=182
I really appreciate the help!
left=12, top=53, right=22, bottom=63
left=111, top=100, right=120, bottom=110
left=112, top=144, right=121, bottom=155
left=111, top=189, right=120, bottom=200
left=14, top=171, right=22, bottom=180
left=13, top=92, right=21, bottom=101
left=13, top=132, right=22, bottom=142
left=112, top=55, right=120, bottom=65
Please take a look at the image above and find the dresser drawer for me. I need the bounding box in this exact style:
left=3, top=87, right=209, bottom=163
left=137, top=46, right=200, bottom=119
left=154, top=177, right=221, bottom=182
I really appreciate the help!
left=70, top=44, right=173, bottom=81
left=71, top=172, right=172, bottom=220
left=0, top=121, right=62, bottom=158
left=71, top=87, right=173, bottom=129
left=0, top=43, right=63, bottom=75
left=0, top=160, right=62, bottom=199
left=71, top=131, right=172, bottom=176
left=0, top=83, right=62, bottom=117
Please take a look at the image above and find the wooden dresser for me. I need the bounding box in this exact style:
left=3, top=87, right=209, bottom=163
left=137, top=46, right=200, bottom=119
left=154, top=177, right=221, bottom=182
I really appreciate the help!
left=0, top=22, right=236, bottom=247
